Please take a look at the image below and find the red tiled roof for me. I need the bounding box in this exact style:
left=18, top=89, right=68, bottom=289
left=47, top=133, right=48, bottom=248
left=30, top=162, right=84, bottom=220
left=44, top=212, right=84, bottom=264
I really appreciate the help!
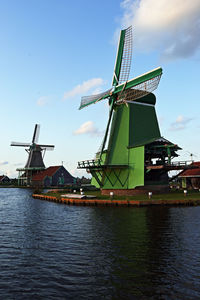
left=32, top=166, right=61, bottom=181
left=179, top=161, right=200, bottom=177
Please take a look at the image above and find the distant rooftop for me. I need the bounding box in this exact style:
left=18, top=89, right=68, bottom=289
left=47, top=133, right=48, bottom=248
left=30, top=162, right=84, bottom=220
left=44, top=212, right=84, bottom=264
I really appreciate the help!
left=179, top=162, right=200, bottom=177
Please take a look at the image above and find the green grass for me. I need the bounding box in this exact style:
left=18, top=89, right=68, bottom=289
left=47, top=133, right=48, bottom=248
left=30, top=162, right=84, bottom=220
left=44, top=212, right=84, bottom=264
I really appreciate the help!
left=43, top=189, right=200, bottom=202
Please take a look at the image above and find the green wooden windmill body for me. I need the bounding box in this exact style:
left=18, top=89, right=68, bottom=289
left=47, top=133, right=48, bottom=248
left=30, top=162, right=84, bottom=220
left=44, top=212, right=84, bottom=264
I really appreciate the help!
left=90, top=92, right=161, bottom=190
left=77, top=26, right=169, bottom=192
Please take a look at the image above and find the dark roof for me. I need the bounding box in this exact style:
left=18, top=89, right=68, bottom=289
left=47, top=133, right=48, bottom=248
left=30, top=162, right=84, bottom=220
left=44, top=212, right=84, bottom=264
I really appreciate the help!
left=146, top=137, right=182, bottom=149
left=179, top=162, right=200, bottom=177
left=0, top=175, right=9, bottom=181
left=32, top=166, right=61, bottom=181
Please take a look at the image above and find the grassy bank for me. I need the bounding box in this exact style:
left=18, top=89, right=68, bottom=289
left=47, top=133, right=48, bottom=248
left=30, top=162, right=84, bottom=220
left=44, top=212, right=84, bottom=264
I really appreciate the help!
left=43, top=189, right=200, bottom=203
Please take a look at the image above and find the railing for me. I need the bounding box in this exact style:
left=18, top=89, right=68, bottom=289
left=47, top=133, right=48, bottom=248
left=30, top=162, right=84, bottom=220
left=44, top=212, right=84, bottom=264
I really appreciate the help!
left=78, top=159, right=101, bottom=169
left=145, top=160, right=193, bottom=167
left=170, top=160, right=193, bottom=166
left=77, top=159, right=129, bottom=169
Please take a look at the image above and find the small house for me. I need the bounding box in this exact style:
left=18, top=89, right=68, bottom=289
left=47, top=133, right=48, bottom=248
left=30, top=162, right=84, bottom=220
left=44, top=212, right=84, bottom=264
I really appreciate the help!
left=0, top=175, right=10, bottom=184
left=178, top=161, right=200, bottom=189
left=31, top=165, right=75, bottom=187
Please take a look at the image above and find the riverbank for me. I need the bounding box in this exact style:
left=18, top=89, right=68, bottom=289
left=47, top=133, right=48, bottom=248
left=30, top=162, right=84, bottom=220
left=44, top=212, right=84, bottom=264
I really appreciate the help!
left=32, top=190, right=200, bottom=207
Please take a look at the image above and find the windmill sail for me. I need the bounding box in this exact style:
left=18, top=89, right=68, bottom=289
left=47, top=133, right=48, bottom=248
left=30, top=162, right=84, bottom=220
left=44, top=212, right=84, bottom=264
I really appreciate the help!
left=32, top=124, right=40, bottom=143
left=11, top=142, right=31, bottom=147
left=79, top=26, right=133, bottom=110
left=116, top=68, right=162, bottom=105
left=112, top=26, right=132, bottom=86
left=40, top=145, right=55, bottom=150
left=79, top=88, right=112, bottom=110
left=114, top=67, right=162, bottom=95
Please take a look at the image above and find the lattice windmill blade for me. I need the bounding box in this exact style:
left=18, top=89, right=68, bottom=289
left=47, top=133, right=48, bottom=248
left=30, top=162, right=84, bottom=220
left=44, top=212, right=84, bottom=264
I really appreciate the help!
left=115, top=67, right=162, bottom=104
left=10, top=142, right=31, bottom=147
left=79, top=88, right=112, bottom=110
left=112, top=26, right=132, bottom=86
left=32, top=124, right=40, bottom=144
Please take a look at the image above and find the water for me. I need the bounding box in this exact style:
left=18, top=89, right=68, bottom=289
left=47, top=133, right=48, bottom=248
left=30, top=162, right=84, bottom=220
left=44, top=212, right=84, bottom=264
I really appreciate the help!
left=0, top=188, right=200, bottom=299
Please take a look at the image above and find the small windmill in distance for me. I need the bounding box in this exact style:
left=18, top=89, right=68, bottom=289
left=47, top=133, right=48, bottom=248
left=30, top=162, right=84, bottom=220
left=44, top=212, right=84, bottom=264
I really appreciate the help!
left=11, top=124, right=55, bottom=186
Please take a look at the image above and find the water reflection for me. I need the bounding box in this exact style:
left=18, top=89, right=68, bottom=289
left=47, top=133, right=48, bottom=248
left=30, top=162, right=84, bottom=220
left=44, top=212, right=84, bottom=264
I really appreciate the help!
left=88, top=207, right=200, bottom=299
left=0, top=189, right=200, bottom=299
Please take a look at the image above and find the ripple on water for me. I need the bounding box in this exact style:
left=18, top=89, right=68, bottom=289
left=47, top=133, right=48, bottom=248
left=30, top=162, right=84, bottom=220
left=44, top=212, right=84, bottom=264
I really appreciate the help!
left=0, top=189, right=200, bottom=299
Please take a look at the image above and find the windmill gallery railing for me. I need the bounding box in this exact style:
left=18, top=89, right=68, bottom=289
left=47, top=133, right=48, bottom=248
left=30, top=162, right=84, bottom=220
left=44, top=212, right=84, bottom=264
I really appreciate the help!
left=170, top=160, right=194, bottom=166
left=77, top=160, right=128, bottom=170
left=78, top=159, right=101, bottom=169
left=77, top=159, right=129, bottom=188
left=145, top=160, right=197, bottom=171
left=78, top=159, right=195, bottom=170
left=78, top=159, right=197, bottom=188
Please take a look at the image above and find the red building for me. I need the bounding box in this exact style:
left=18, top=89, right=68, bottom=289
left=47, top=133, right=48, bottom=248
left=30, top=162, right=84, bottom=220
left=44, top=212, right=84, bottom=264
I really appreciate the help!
left=178, top=162, right=200, bottom=189
left=31, top=165, right=75, bottom=187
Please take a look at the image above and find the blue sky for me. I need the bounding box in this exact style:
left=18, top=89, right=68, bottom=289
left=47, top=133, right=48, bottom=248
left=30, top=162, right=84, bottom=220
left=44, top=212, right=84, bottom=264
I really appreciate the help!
left=0, top=0, right=200, bottom=178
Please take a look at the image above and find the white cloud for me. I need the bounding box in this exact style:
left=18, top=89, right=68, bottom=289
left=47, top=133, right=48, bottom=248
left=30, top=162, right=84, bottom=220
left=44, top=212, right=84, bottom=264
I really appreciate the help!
left=169, top=115, right=193, bottom=131
left=37, top=96, right=49, bottom=106
left=74, top=121, right=103, bottom=137
left=120, top=0, right=200, bottom=61
left=0, top=161, right=9, bottom=166
left=63, top=78, right=105, bottom=100
left=5, top=169, right=18, bottom=178
left=14, top=162, right=24, bottom=167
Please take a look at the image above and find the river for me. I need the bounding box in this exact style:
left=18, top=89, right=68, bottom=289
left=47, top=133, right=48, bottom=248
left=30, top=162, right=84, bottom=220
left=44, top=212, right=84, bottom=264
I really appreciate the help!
left=0, top=188, right=200, bottom=299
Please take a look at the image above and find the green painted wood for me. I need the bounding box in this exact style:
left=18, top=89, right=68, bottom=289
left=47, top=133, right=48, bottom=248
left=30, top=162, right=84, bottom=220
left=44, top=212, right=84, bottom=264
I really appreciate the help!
left=102, top=104, right=129, bottom=189
left=128, top=146, right=144, bottom=188
left=90, top=97, right=157, bottom=189
left=129, top=99, right=161, bottom=148
left=106, top=105, right=129, bottom=166
left=112, top=29, right=126, bottom=86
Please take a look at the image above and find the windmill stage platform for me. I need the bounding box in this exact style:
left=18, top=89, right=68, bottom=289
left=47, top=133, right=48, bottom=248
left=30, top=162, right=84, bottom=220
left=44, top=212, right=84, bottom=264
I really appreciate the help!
left=145, top=160, right=198, bottom=171
left=78, top=158, right=198, bottom=196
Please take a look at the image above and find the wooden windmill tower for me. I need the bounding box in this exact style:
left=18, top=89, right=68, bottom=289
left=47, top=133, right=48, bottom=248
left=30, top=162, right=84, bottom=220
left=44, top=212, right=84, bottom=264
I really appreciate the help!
left=11, top=124, right=54, bottom=186
left=78, top=26, right=181, bottom=194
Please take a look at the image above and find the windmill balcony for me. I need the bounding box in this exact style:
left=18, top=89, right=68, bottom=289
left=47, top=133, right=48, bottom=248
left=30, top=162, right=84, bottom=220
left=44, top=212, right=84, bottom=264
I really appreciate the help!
left=78, top=159, right=101, bottom=169
left=145, top=160, right=198, bottom=171
left=77, top=159, right=128, bottom=170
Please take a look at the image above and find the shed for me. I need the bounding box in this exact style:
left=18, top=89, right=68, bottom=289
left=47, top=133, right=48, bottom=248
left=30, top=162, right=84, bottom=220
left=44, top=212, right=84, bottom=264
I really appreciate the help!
left=0, top=175, right=10, bottom=184
left=31, top=165, right=75, bottom=187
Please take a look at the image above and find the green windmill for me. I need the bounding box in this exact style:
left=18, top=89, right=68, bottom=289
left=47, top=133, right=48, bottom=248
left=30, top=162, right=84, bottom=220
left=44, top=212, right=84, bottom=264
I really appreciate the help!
left=78, top=26, right=180, bottom=194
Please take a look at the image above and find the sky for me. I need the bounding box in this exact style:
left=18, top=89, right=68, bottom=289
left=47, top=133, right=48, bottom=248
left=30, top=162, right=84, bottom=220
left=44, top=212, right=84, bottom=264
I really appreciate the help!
left=0, top=0, right=200, bottom=178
